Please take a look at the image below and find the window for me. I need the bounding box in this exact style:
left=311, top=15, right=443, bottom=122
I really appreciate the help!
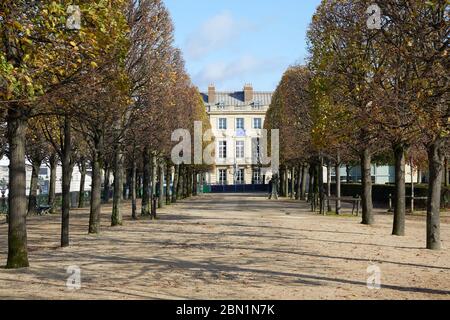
left=253, top=118, right=262, bottom=129
left=236, top=169, right=245, bottom=184
left=219, top=141, right=227, bottom=159
left=236, top=118, right=245, bottom=130
left=253, top=168, right=261, bottom=184
left=253, top=101, right=262, bottom=109
left=218, top=118, right=227, bottom=130
left=39, top=168, right=49, bottom=176
left=218, top=169, right=227, bottom=185
left=236, top=141, right=245, bottom=159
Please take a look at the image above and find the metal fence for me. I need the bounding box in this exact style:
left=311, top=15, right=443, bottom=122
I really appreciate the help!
left=206, top=184, right=269, bottom=194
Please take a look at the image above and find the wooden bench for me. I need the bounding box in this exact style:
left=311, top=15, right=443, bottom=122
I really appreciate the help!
left=324, top=196, right=362, bottom=216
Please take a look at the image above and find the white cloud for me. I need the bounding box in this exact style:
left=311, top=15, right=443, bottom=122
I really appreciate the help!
left=193, top=55, right=284, bottom=89
left=185, top=11, right=246, bottom=60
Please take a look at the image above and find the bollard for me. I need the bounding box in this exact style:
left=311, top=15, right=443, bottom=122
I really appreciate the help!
left=388, top=194, right=393, bottom=212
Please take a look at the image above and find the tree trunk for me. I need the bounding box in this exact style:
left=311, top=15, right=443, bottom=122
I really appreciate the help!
left=150, top=153, right=157, bottom=213
left=346, top=165, right=351, bottom=184
left=89, top=134, right=103, bottom=234
left=78, top=160, right=86, bottom=209
left=186, top=168, right=192, bottom=197
left=361, top=148, right=374, bottom=225
left=131, top=160, right=137, bottom=220
left=27, top=159, right=41, bottom=216
left=318, top=158, right=325, bottom=215
left=172, top=165, right=179, bottom=203
left=290, top=167, right=295, bottom=199
left=61, top=115, right=73, bottom=248
left=193, top=171, right=198, bottom=196
left=301, top=165, right=307, bottom=200
left=111, top=143, right=123, bottom=226
left=295, top=165, right=301, bottom=200
left=166, top=164, right=172, bottom=205
left=327, top=161, right=331, bottom=212
left=177, top=165, right=183, bottom=200
left=6, top=109, right=29, bottom=268
left=426, top=138, right=444, bottom=250
left=444, top=157, right=449, bottom=187
left=158, top=161, right=164, bottom=208
left=335, top=155, right=341, bottom=215
left=48, top=153, right=57, bottom=211
left=103, top=163, right=111, bottom=203
left=308, top=164, right=314, bottom=202
left=141, top=148, right=151, bottom=216
left=392, top=144, right=406, bottom=236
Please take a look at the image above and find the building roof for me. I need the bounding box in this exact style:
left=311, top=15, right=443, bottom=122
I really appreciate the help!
left=201, top=91, right=273, bottom=107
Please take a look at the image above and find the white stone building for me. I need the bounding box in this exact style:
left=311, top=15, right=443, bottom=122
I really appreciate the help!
left=0, top=156, right=91, bottom=197
left=202, top=84, right=273, bottom=185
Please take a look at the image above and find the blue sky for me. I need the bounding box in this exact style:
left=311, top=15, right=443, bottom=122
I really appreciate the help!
left=164, top=0, right=322, bottom=92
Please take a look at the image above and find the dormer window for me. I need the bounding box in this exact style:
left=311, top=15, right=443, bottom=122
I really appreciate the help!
left=253, top=101, right=262, bottom=109
left=217, top=102, right=225, bottom=109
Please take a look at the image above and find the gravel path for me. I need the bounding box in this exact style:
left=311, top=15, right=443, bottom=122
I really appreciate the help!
left=0, top=193, right=449, bottom=299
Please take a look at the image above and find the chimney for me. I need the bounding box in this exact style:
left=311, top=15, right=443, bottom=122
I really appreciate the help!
left=208, top=84, right=216, bottom=104
left=244, top=84, right=253, bottom=104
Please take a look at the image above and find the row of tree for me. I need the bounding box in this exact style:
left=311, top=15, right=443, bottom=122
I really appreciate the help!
left=265, top=0, right=449, bottom=250
left=1, top=0, right=210, bottom=269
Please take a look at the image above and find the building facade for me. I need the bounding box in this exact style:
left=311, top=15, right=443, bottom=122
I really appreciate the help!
left=0, top=156, right=92, bottom=197
left=202, top=84, right=273, bottom=185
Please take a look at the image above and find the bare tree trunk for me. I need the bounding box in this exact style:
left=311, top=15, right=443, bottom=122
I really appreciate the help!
left=61, top=116, right=73, bottom=248
left=335, top=155, right=341, bottom=215
left=284, top=168, right=289, bottom=197
left=141, top=148, right=151, bottom=216
left=290, top=167, right=295, bottom=199
left=151, top=153, right=157, bottom=212
left=361, top=148, right=374, bottom=225
left=103, top=162, right=111, bottom=204
left=327, top=161, right=331, bottom=212
left=172, top=165, right=179, bottom=203
left=89, top=133, right=103, bottom=234
left=187, top=168, right=193, bottom=197
left=166, top=164, right=172, bottom=205
left=78, top=159, right=86, bottom=209
left=27, top=160, right=41, bottom=216
left=193, top=171, right=198, bottom=196
left=111, top=143, right=123, bottom=226
left=158, top=161, right=164, bottom=208
left=48, top=153, right=57, bottom=211
left=444, top=157, right=449, bottom=187
left=301, top=164, right=307, bottom=200
left=319, top=158, right=325, bottom=215
left=6, top=109, right=29, bottom=268
left=427, top=138, right=444, bottom=250
left=393, top=144, right=406, bottom=236
left=346, top=165, right=351, bottom=184
left=131, top=160, right=137, bottom=220
left=178, top=165, right=184, bottom=200
left=308, top=164, right=314, bottom=202
left=295, top=165, right=301, bottom=200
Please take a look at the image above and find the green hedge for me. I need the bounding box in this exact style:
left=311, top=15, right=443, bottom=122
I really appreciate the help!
left=327, top=183, right=450, bottom=208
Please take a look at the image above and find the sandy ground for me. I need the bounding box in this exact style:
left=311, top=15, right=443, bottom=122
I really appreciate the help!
left=0, top=193, right=449, bottom=300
